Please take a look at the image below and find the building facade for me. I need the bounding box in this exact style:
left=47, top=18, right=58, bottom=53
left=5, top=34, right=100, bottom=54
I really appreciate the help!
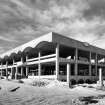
left=0, top=32, right=105, bottom=85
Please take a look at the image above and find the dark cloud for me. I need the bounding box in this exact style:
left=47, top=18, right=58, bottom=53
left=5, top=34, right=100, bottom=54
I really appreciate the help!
left=83, top=0, right=105, bottom=20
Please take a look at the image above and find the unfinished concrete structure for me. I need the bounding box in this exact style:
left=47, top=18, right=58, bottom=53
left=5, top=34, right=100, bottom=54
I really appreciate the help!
left=0, top=32, right=105, bottom=84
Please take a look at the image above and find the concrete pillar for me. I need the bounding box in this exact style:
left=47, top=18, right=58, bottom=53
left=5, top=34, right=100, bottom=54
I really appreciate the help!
left=55, top=44, right=59, bottom=80
left=15, top=67, right=18, bottom=79
left=26, top=55, right=28, bottom=61
left=67, top=63, right=71, bottom=85
left=6, top=61, right=8, bottom=79
left=26, top=66, right=29, bottom=78
left=89, top=52, right=91, bottom=76
left=38, top=52, right=41, bottom=76
left=21, top=56, right=24, bottom=63
left=21, top=67, right=24, bottom=77
left=13, top=58, right=15, bottom=64
left=95, top=53, right=98, bottom=77
left=11, top=67, right=13, bottom=79
left=38, top=63, right=41, bottom=76
left=11, top=67, right=15, bottom=79
left=99, top=68, right=103, bottom=86
left=1, top=63, right=2, bottom=76
left=75, top=48, right=78, bottom=76
left=0, top=69, right=1, bottom=76
left=26, top=54, right=29, bottom=78
left=0, top=69, right=2, bottom=77
left=6, top=68, right=8, bottom=79
left=89, top=65, right=91, bottom=76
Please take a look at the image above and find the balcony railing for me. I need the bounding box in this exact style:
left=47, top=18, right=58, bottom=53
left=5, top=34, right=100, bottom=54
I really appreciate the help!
left=27, top=54, right=56, bottom=62
left=59, top=57, right=75, bottom=63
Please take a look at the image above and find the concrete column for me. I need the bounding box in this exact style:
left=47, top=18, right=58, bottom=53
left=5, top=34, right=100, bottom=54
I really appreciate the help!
left=38, top=52, right=41, bottom=76
left=21, top=56, right=24, bottom=63
left=1, top=69, right=3, bottom=76
left=15, top=67, right=18, bottom=79
left=0, top=69, right=1, bottom=76
left=75, top=48, right=78, bottom=76
left=26, top=55, right=28, bottom=61
left=55, top=44, right=59, bottom=80
left=99, top=68, right=103, bottom=86
left=21, top=67, right=24, bottom=77
left=1, top=63, right=2, bottom=76
left=26, top=54, right=29, bottom=78
left=11, top=67, right=15, bottom=79
left=89, top=52, right=91, bottom=76
left=67, top=63, right=71, bottom=85
left=95, top=53, right=98, bottom=77
left=6, top=61, right=8, bottom=79
left=26, top=66, right=29, bottom=78
left=89, top=65, right=91, bottom=76
left=0, top=69, right=2, bottom=77
left=6, top=68, right=8, bottom=79
left=11, top=67, right=13, bottom=79
left=13, top=58, right=15, bottom=64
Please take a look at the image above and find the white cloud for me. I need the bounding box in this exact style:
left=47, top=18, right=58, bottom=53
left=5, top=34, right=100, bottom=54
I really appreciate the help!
left=0, top=34, right=18, bottom=42
left=92, top=36, right=105, bottom=49
left=0, top=0, right=105, bottom=54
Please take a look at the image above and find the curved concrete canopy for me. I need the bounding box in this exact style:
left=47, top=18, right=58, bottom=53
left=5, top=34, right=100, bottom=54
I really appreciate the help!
left=0, top=32, right=53, bottom=58
left=1, top=32, right=105, bottom=59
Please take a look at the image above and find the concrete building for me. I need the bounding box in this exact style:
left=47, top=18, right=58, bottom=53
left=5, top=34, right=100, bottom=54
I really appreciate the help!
left=0, top=32, right=105, bottom=85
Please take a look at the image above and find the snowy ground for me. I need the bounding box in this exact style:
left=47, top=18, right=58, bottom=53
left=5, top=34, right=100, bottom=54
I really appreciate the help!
left=0, top=79, right=105, bottom=105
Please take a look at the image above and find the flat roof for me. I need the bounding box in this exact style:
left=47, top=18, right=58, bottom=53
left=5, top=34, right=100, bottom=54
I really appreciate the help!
left=0, top=32, right=105, bottom=58
left=52, top=32, right=105, bottom=55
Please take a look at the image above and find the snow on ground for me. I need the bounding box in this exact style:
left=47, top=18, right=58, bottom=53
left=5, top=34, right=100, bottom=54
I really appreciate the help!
left=0, top=79, right=105, bottom=105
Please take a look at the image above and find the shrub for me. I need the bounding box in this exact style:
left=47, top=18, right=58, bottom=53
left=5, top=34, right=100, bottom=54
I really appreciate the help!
left=18, top=79, right=24, bottom=84
left=77, top=79, right=84, bottom=84
left=32, top=80, right=48, bottom=87
left=87, top=85, right=94, bottom=88
left=71, top=79, right=76, bottom=85
left=0, top=77, right=4, bottom=79
left=85, top=79, right=92, bottom=84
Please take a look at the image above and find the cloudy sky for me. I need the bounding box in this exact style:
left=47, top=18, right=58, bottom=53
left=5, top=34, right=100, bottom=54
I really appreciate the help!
left=0, top=0, right=105, bottom=54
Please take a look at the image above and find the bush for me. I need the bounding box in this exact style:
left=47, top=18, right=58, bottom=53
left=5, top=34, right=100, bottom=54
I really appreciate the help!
left=18, top=79, right=24, bottom=84
left=78, top=96, right=98, bottom=105
left=87, top=85, right=94, bottom=88
left=85, top=79, right=92, bottom=84
left=32, top=80, right=48, bottom=87
left=71, top=79, right=76, bottom=85
left=0, top=76, right=4, bottom=79
left=77, top=79, right=84, bottom=84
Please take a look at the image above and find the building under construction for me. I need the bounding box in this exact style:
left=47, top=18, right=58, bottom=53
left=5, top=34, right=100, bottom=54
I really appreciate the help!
left=0, top=32, right=105, bottom=85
